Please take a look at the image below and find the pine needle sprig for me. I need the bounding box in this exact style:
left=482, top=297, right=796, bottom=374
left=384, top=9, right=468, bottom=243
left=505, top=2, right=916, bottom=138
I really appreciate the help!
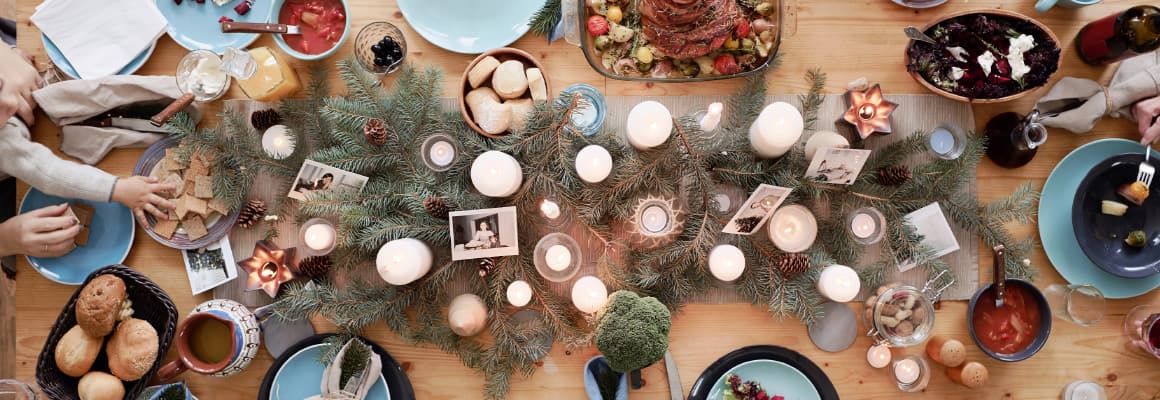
left=529, top=0, right=561, bottom=37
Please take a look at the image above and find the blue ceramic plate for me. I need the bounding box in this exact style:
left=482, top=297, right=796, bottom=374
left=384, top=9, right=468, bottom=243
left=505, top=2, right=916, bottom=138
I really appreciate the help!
left=268, top=344, right=390, bottom=399
left=18, top=190, right=134, bottom=285
left=155, top=0, right=274, bottom=54
left=1040, top=139, right=1160, bottom=298
left=396, top=0, right=541, bottom=54
left=42, top=34, right=156, bottom=79
left=708, top=360, right=820, bottom=400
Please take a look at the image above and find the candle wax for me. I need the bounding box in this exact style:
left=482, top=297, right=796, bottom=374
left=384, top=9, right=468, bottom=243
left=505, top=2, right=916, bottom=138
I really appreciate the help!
left=303, top=223, right=336, bottom=250
left=894, top=359, right=920, bottom=384
left=930, top=128, right=954, bottom=155
left=545, top=244, right=572, bottom=271
left=641, top=205, right=669, bottom=233
left=851, top=213, right=876, bottom=239
left=540, top=200, right=561, bottom=219
left=429, top=140, right=456, bottom=167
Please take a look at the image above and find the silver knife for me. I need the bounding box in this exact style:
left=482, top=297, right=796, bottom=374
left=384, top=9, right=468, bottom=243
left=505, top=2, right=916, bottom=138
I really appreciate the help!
left=664, top=350, right=683, bottom=400
left=221, top=21, right=301, bottom=35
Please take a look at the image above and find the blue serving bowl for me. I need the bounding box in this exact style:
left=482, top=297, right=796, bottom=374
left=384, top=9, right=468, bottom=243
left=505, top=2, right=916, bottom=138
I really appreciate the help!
left=967, top=279, right=1052, bottom=362
left=271, top=0, right=351, bottom=61
left=1071, top=153, right=1160, bottom=278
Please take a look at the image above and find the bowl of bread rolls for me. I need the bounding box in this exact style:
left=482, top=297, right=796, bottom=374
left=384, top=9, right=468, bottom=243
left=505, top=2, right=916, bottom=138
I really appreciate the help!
left=460, top=47, right=552, bottom=138
left=36, top=265, right=178, bottom=400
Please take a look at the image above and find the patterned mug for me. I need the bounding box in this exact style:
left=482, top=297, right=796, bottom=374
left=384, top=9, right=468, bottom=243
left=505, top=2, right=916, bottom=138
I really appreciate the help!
left=157, top=299, right=262, bottom=380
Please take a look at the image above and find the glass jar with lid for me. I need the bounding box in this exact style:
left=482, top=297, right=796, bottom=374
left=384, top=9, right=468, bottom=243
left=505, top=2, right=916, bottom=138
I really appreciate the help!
left=863, top=271, right=953, bottom=347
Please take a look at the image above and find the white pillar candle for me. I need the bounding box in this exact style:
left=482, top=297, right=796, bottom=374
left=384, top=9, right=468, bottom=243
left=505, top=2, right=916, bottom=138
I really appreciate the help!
left=429, top=139, right=456, bottom=167
left=767, top=205, right=817, bottom=253
left=540, top=199, right=561, bottom=219
left=851, top=213, right=876, bottom=239
left=506, top=280, right=532, bottom=307
left=545, top=244, right=573, bottom=271
left=699, top=102, right=723, bottom=132
left=640, top=205, right=669, bottom=233
left=749, top=102, right=804, bottom=158
left=470, top=151, right=523, bottom=197
left=817, top=264, right=861, bottom=302
left=867, top=343, right=892, bottom=368
left=448, top=293, right=488, bottom=337
left=804, top=130, right=850, bottom=162
left=303, top=222, right=336, bottom=251
left=894, top=358, right=920, bottom=384
left=261, top=125, right=295, bottom=159
left=575, top=145, right=613, bottom=183
left=571, top=276, right=608, bottom=314
left=708, top=244, right=746, bottom=282
left=626, top=100, right=673, bottom=150
left=375, top=238, right=433, bottom=285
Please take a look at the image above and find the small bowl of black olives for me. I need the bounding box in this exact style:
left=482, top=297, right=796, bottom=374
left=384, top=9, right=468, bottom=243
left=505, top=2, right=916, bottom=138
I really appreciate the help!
left=355, top=21, right=407, bottom=75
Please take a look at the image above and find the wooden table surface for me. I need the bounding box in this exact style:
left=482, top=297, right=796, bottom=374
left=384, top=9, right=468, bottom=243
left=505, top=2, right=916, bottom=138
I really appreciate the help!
left=11, top=0, right=1160, bottom=398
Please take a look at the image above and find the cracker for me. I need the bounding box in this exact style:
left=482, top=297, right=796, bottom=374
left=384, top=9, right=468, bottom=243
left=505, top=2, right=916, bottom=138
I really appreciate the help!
left=175, top=196, right=190, bottom=220
left=182, top=215, right=208, bottom=240
left=188, top=157, right=209, bottom=177
left=185, top=196, right=208, bottom=217
left=164, top=157, right=185, bottom=171
left=152, top=218, right=179, bottom=240
left=161, top=173, right=185, bottom=199
left=194, top=176, right=214, bottom=199
left=183, top=175, right=199, bottom=196
left=75, top=226, right=91, bottom=246
left=208, top=198, right=230, bottom=216
left=71, top=203, right=94, bottom=227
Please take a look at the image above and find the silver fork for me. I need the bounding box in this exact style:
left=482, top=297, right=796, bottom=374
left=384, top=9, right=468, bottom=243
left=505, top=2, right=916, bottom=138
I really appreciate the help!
left=1139, top=146, right=1155, bottom=188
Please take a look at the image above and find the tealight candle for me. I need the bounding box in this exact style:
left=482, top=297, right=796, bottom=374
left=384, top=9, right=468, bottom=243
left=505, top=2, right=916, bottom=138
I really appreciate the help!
left=894, top=358, right=920, bottom=385
left=767, top=205, right=817, bottom=253
left=540, top=199, right=561, bottom=220
left=626, top=101, right=673, bottom=150
left=375, top=238, right=433, bottom=285
left=817, top=264, right=861, bottom=302
left=261, top=125, right=295, bottom=159
left=749, top=102, right=803, bottom=158
left=470, top=151, right=523, bottom=197
left=545, top=244, right=572, bottom=271
left=507, top=280, right=533, bottom=307
left=867, top=343, right=892, bottom=368
left=429, top=140, right=456, bottom=167
left=640, top=205, right=669, bottom=233
left=892, top=356, right=930, bottom=392
left=847, top=206, right=886, bottom=245
left=928, top=124, right=966, bottom=160
left=421, top=134, right=459, bottom=172
left=575, top=145, right=613, bottom=183
left=708, top=244, right=746, bottom=282
left=572, top=276, right=608, bottom=314
left=851, top=214, right=875, bottom=238
left=699, top=102, right=724, bottom=132
left=1063, top=380, right=1106, bottom=400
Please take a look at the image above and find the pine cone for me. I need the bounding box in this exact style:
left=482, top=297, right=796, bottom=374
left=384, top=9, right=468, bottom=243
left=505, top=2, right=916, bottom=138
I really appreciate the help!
left=236, top=199, right=267, bottom=229
left=478, top=257, right=497, bottom=277
left=777, top=253, right=811, bottom=278
left=877, top=165, right=911, bottom=186
left=251, top=109, right=282, bottom=132
left=733, top=216, right=762, bottom=234
left=363, top=118, right=390, bottom=146
left=423, top=197, right=451, bottom=219
left=296, top=256, right=332, bottom=280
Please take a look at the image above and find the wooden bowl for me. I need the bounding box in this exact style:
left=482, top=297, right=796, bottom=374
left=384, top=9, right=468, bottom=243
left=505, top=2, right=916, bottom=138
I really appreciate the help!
left=904, top=8, right=1061, bottom=104
left=459, top=47, right=552, bottom=138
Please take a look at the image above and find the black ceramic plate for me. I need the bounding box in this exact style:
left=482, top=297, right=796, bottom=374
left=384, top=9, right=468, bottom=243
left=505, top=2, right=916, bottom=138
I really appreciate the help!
left=687, top=345, right=839, bottom=400
left=258, top=333, right=415, bottom=400
left=1072, top=153, right=1160, bottom=278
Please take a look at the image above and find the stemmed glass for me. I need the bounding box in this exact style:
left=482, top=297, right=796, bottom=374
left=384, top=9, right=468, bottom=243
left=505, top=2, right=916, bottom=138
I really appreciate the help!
left=1123, top=305, right=1160, bottom=358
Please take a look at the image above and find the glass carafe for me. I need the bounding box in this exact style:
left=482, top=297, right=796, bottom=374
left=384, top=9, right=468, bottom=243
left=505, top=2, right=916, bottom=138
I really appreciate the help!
left=984, top=109, right=1048, bottom=169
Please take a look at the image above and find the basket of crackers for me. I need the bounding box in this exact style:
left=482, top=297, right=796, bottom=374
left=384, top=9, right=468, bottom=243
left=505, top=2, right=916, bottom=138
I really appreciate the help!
left=36, top=265, right=178, bottom=400
left=133, top=136, right=241, bottom=250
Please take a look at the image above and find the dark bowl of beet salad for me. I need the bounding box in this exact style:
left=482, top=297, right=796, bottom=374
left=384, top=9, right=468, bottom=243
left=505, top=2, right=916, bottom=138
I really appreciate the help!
left=274, top=0, right=350, bottom=60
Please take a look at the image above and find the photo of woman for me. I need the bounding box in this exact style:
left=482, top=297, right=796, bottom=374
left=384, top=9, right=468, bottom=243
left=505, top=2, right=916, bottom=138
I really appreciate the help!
left=449, top=207, right=519, bottom=260
left=287, top=160, right=369, bottom=201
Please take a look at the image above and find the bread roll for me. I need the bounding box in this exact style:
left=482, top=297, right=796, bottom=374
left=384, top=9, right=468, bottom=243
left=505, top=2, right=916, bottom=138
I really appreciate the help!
left=468, top=56, right=501, bottom=88
left=76, top=275, right=128, bottom=337
left=55, top=325, right=102, bottom=377
left=507, top=98, right=535, bottom=132
left=106, top=318, right=158, bottom=381
left=78, top=371, right=124, bottom=400
left=526, top=67, right=547, bottom=102
left=475, top=100, right=512, bottom=135
left=491, top=60, right=528, bottom=100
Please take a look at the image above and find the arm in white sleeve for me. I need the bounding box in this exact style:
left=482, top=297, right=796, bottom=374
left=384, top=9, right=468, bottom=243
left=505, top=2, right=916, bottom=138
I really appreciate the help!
left=0, top=118, right=118, bottom=202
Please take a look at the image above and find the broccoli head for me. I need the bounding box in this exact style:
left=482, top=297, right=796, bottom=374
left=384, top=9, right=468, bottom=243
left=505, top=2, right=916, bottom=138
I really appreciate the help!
left=594, top=290, right=672, bottom=373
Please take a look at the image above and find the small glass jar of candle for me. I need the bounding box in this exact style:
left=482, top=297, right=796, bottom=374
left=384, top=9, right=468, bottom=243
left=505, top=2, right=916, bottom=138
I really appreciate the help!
left=847, top=207, right=886, bottom=245
left=892, top=356, right=930, bottom=392
left=421, top=134, right=460, bottom=172
left=928, top=123, right=967, bottom=160
left=561, top=84, right=607, bottom=136
left=1062, top=380, right=1107, bottom=400
left=534, top=233, right=583, bottom=282
left=298, top=218, right=337, bottom=257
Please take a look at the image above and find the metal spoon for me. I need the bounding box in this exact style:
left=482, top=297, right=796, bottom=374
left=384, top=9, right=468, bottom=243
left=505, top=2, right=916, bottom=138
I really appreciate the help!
left=904, top=26, right=938, bottom=45
left=993, top=245, right=1007, bottom=308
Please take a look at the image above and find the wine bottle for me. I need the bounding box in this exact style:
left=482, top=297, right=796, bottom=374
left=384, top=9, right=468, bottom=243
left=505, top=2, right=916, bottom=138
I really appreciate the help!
left=1076, top=6, right=1160, bottom=66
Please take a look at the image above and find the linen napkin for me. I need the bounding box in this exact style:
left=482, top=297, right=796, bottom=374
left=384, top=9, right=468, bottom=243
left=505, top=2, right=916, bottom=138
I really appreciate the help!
left=31, top=0, right=167, bottom=79
left=1034, top=52, right=1160, bottom=134
left=306, top=339, right=383, bottom=400
left=32, top=75, right=198, bottom=165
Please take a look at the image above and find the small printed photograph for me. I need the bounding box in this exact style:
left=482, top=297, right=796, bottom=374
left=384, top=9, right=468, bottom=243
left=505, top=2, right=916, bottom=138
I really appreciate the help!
left=288, top=160, right=370, bottom=201
left=897, top=202, right=960, bottom=272
left=722, top=184, right=793, bottom=235
left=805, top=148, right=873, bottom=185
left=182, top=236, right=238, bottom=295
left=449, top=206, right=520, bottom=261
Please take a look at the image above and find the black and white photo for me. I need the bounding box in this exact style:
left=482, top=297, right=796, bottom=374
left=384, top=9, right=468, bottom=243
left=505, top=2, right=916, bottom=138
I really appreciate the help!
left=288, top=159, right=370, bottom=201
left=449, top=207, right=520, bottom=260
left=805, top=147, right=872, bottom=185
left=182, top=236, right=238, bottom=295
left=722, top=184, right=793, bottom=235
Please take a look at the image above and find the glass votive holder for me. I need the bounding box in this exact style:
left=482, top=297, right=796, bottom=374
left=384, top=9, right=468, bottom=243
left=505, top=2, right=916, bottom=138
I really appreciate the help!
left=539, top=197, right=568, bottom=227
left=892, top=356, right=930, bottom=392
left=560, top=83, right=606, bottom=136
left=421, top=134, right=460, bottom=172
left=847, top=206, right=886, bottom=245
left=355, top=21, right=407, bottom=75
left=709, top=184, right=746, bottom=216
left=1045, top=284, right=1105, bottom=326
left=928, top=123, right=966, bottom=160
left=0, top=379, right=38, bottom=400
left=534, top=232, right=583, bottom=282
left=298, top=218, right=337, bottom=257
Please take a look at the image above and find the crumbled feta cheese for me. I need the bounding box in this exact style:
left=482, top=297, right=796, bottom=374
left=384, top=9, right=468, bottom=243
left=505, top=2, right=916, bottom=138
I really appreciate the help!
left=950, top=67, right=965, bottom=81
left=212, top=0, right=229, bottom=5
left=977, top=51, right=996, bottom=77
left=1006, top=34, right=1037, bottom=81
left=946, top=47, right=969, bottom=63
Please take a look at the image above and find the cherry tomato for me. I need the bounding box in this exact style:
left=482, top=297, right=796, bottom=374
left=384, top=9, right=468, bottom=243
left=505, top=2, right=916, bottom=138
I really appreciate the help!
left=587, top=15, right=609, bottom=36
left=714, top=55, right=740, bottom=75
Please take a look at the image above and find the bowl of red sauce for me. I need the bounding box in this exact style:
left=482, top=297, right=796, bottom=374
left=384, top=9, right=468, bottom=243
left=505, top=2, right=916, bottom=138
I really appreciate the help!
left=273, top=0, right=350, bottom=60
left=968, top=279, right=1052, bottom=362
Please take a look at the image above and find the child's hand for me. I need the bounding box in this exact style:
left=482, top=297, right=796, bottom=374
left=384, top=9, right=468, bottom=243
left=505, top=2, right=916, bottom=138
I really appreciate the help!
left=0, top=203, right=79, bottom=257
left=112, top=176, right=176, bottom=223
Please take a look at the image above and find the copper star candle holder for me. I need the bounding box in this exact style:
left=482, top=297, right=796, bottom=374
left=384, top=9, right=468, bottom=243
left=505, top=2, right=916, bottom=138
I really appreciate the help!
left=238, top=240, right=297, bottom=298
left=841, top=84, right=898, bottom=141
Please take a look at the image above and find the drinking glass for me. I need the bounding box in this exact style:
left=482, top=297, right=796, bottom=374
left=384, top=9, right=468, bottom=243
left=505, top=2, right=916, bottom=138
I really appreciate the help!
left=1123, top=305, right=1160, bottom=359
left=1044, top=284, right=1105, bottom=326
left=0, top=379, right=38, bottom=400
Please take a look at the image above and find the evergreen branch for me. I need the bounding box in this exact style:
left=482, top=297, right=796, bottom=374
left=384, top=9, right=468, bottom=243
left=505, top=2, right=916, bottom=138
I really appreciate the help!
left=799, top=68, right=826, bottom=132
left=529, top=0, right=561, bottom=38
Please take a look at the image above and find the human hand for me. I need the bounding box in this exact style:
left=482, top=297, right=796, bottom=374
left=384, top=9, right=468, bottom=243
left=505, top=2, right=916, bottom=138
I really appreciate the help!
left=0, top=203, right=80, bottom=257
left=0, top=45, right=42, bottom=125
left=1134, top=96, right=1160, bottom=145
left=112, top=176, right=176, bottom=223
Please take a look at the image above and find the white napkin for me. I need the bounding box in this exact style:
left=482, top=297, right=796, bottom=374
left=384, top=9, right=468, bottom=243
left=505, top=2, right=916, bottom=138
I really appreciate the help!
left=31, top=0, right=167, bottom=79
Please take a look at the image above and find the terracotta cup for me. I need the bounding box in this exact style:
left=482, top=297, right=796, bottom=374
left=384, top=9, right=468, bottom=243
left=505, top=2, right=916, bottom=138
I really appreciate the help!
left=156, top=299, right=261, bottom=381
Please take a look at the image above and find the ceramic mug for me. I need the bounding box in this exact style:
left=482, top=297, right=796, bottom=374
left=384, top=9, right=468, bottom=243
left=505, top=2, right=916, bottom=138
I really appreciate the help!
left=157, top=299, right=261, bottom=381
left=1036, top=0, right=1102, bottom=13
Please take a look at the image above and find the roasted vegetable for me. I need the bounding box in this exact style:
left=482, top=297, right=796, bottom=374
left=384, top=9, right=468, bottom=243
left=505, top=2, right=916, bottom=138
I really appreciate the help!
left=1126, top=230, right=1148, bottom=248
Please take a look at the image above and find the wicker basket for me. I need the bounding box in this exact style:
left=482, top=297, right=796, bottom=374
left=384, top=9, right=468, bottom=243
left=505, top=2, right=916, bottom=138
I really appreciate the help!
left=36, top=265, right=178, bottom=400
